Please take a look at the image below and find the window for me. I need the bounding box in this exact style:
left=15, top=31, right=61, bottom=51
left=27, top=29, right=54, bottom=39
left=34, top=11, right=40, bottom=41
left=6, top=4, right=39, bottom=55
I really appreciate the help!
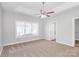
left=24, top=23, right=32, bottom=35
left=16, top=21, right=39, bottom=38
left=16, top=21, right=24, bottom=37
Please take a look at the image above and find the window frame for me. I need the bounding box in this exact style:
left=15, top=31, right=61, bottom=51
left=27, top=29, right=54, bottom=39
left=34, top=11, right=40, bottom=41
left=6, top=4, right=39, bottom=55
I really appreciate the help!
left=16, top=21, right=39, bottom=38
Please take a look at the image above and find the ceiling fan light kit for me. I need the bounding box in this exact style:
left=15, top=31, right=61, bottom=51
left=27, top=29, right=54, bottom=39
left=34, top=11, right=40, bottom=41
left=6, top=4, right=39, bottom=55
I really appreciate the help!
left=41, top=14, right=47, bottom=18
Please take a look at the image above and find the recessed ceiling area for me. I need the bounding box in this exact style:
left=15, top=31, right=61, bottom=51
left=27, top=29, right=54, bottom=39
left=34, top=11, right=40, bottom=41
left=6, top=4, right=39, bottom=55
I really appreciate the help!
left=1, top=2, right=79, bottom=18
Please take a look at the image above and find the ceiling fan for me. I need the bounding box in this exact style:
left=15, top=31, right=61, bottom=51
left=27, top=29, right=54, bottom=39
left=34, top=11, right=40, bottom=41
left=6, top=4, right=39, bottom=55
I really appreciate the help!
left=35, top=2, right=55, bottom=18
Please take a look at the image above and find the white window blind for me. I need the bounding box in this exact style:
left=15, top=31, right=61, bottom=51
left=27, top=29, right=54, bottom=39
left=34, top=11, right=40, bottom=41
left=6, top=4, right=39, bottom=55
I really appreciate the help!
left=16, top=21, right=39, bottom=38
left=24, top=23, right=32, bottom=35
left=16, top=21, right=24, bottom=37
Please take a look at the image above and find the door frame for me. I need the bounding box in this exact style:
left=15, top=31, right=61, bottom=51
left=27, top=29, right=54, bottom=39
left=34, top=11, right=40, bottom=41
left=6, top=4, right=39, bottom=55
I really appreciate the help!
left=72, top=17, right=79, bottom=46
left=49, top=21, right=56, bottom=40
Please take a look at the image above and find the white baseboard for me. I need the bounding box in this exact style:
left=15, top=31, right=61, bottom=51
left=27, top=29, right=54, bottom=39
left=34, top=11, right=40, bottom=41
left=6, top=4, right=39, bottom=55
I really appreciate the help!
left=3, top=37, right=44, bottom=46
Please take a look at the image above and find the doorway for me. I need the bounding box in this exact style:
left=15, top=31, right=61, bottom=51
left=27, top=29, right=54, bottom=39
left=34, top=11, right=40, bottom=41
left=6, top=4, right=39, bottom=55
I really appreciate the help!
left=74, top=18, right=79, bottom=47
left=49, top=22, right=56, bottom=41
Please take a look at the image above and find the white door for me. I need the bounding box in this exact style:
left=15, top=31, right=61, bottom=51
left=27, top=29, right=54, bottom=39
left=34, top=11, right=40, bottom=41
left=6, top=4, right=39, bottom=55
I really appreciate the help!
left=49, top=22, right=56, bottom=40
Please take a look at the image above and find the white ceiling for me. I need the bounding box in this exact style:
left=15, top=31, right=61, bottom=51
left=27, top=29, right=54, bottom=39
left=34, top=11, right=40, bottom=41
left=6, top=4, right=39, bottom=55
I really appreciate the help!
left=1, top=2, right=79, bottom=18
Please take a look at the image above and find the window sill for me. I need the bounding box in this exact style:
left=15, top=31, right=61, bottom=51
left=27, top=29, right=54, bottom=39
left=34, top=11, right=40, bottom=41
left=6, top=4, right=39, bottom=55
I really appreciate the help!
left=16, top=34, right=39, bottom=39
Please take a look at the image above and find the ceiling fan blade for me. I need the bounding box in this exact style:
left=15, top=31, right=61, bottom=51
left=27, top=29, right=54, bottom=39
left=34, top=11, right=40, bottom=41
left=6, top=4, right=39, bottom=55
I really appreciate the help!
left=46, top=14, right=50, bottom=17
left=47, top=11, right=54, bottom=14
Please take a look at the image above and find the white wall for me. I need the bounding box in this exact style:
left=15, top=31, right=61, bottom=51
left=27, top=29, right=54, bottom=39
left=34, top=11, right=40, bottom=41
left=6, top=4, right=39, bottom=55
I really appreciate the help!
left=3, top=11, right=45, bottom=46
left=56, top=15, right=74, bottom=46
left=0, top=3, right=3, bottom=47
left=55, top=5, right=79, bottom=46
left=45, top=5, right=79, bottom=46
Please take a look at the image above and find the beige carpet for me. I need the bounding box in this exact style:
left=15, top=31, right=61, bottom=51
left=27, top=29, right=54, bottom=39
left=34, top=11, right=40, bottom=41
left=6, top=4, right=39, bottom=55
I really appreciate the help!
left=1, top=39, right=79, bottom=57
